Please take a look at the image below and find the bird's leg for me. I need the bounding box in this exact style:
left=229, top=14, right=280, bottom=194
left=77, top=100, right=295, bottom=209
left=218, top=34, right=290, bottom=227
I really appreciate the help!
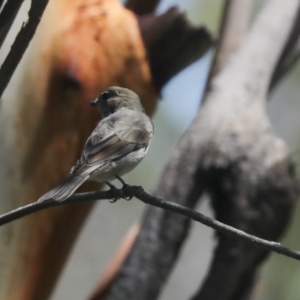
left=115, top=175, right=128, bottom=187
left=106, top=181, right=117, bottom=190
left=115, top=175, right=132, bottom=200
left=106, top=181, right=119, bottom=203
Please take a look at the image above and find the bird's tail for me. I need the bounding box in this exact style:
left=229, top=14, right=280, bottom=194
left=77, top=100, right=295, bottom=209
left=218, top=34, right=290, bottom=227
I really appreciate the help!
left=38, top=174, right=89, bottom=203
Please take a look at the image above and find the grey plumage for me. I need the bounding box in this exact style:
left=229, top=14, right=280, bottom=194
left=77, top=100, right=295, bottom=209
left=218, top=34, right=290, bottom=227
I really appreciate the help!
left=39, top=174, right=89, bottom=202
left=38, top=87, right=154, bottom=203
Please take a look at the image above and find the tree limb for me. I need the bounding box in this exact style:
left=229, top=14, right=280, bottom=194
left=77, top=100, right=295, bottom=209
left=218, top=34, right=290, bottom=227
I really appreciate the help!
left=101, top=2, right=252, bottom=300
left=0, top=186, right=300, bottom=263
left=191, top=0, right=300, bottom=299
left=0, top=0, right=49, bottom=98
left=0, top=0, right=24, bottom=49
left=104, top=1, right=300, bottom=300
left=206, top=0, right=251, bottom=88
left=139, top=7, right=213, bottom=90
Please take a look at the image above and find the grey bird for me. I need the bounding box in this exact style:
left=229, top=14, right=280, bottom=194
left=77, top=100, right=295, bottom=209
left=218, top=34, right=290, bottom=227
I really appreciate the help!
left=38, top=86, right=154, bottom=202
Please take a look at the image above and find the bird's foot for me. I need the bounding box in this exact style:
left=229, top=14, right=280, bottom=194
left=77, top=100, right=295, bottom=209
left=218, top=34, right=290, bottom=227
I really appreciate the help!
left=106, top=181, right=117, bottom=190
left=106, top=182, right=119, bottom=203
left=115, top=175, right=133, bottom=200
left=122, top=190, right=133, bottom=201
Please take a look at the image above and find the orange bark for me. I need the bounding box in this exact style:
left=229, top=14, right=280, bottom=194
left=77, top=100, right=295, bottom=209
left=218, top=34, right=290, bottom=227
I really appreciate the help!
left=0, top=0, right=157, bottom=299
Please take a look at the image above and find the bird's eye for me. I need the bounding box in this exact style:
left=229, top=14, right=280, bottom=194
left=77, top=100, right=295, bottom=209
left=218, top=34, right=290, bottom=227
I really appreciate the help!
left=101, top=91, right=110, bottom=100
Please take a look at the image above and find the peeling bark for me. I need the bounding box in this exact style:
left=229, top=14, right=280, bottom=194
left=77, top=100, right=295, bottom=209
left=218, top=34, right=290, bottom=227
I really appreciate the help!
left=0, top=1, right=157, bottom=299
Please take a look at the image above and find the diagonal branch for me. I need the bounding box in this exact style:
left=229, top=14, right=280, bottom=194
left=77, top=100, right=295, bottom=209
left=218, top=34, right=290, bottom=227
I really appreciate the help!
left=0, top=0, right=49, bottom=99
left=271, top=42, right=300, bottom=89
left=269, top=3, right=300, bottom=90
left=0, top=0, right=24, bottom=49
left=0, top=186, right=300, bottom=262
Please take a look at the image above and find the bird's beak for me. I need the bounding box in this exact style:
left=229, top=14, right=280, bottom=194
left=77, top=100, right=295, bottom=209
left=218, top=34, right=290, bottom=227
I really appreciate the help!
left=90, top=98, right=98, bottom=107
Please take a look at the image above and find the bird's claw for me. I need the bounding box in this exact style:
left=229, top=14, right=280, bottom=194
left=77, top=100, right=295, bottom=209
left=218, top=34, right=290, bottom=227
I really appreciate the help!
left=123, top=195, right=133, bottom=201
left=106, top=181, right=119, bottom=203
left=107, top=178, right=133, bottom=201
left=114, top=175, right=133, bottom=200
left=121, top=184, right=133, bottom=201
left=109, top=197, right=119, bottom=203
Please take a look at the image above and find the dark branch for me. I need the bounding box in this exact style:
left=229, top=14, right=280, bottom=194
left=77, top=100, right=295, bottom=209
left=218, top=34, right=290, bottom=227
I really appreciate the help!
left=0, top=0, right=4, bottom=10
left=139, top=7, right=213, bottom=90
left=0, top=0, right=49, bottom=99
left=0, top=0, right=24, bottom=49
left=0, top=190, right=109, bottom=226
left=270, top=4, right=300, bottom=90
left=271, top=46, right=300, bottom=90
left=137, top=189, right=300, bottom=262
left=0, top=186, right=300, bottom=262
left=126, top=0, right=160, bottom=15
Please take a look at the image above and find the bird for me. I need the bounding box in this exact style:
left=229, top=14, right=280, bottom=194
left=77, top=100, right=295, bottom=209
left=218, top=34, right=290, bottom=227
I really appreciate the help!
left=38, top=86, right=154, bottom=202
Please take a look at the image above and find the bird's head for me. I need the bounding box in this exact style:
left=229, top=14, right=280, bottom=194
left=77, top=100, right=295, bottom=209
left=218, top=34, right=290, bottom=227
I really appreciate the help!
left=90, top=86, right=144, bottom=118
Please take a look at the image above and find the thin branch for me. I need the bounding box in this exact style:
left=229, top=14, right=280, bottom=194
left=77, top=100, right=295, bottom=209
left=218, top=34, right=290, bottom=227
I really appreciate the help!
left=0, top=190, right=106, bottom=226
left=0, top=186, right=300, bottom=262
left=0, top=0, right=49, bottom=99
left=270, top=39, right=300, bottom=91
left=272, top=43, right=300, bottom=87
left=270, top=3, right=300, bottom=90
left=0, top=0, right=24, bottom=49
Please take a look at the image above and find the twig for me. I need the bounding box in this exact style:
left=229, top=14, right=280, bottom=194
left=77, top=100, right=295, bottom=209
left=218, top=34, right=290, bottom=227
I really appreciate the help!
left=0, top=186, right=300, bottom=262
left=0, top=0, right=49, bottom=99
left=0, top=189, right=115, bottom=226
left=0, top=0, right=24, bottom=49
left=136, top=188, right=300, bottom=262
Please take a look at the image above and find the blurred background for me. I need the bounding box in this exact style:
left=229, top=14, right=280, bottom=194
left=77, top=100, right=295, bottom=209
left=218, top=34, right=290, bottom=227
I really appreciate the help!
left=1, top=0, right=300, bottom=299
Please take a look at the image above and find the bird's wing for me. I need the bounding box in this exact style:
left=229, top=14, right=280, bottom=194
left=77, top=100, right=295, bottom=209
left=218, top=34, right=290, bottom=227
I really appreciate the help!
left=114, top=118, right=153, bottom=144
left=72, top=117, right=153, bottom=177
